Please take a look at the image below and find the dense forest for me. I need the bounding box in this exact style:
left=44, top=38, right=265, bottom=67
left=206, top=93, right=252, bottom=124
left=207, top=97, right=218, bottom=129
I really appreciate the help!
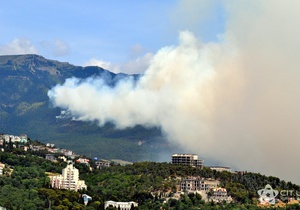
left=0, top=142, right=299, bottom=209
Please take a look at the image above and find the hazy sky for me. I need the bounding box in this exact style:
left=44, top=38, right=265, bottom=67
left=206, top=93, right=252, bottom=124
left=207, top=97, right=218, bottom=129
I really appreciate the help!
left=0, top=0, right=224, bottom=74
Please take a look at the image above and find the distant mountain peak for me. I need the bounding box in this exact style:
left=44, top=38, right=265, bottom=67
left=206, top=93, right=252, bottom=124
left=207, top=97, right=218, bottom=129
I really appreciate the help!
left=0, top=54, right=74, bottom=73
left=0, top=54, right=115, bottom=78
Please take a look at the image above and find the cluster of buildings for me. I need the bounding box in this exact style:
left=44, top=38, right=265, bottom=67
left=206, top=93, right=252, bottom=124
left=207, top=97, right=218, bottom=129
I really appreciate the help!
left=33, top=144, right=77, bottom=159
left=171, top=154, right=232, bottom=203
left=0, top=134, right=28, bottom=144
left=48, top=153, right=223, bottom=207
left=0, top=132, right=234, bottom=206
left=0, top=133, right=89, bottom=192
left=0, top=133, right=77, bottom=159
left=46, top=153, right=230, bottom=206
left=178, top=176, right=232, bottom=202
left=0, top=134, right=28, bottom=151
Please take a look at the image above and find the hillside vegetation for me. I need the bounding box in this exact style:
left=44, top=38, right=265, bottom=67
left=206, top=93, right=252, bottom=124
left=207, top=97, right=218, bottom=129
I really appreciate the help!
left=0, top=144, right=299, bottom=209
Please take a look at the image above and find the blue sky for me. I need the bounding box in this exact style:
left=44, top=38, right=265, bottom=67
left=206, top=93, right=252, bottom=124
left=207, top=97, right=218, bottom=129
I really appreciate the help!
left=0, top=0, right=225, bottom=73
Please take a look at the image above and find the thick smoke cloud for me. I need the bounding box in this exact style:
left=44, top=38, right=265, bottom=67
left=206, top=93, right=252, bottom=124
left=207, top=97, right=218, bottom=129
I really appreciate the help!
left=48, top=1, right=300, bottom=183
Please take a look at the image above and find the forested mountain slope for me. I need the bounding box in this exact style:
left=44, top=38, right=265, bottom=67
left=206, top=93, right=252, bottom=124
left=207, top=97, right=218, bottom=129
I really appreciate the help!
left=0, top=54, right=170, bottom=161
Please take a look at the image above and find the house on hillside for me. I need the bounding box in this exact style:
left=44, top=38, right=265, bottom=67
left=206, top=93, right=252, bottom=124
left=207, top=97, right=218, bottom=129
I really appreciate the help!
left=76, top=158, right=90, bottom=165
left=210, top=188, right=232, bottom=203
left=180, top=176, right=219, bottom=192
left=95, top=160, right=111, bottom=169
left=45, top=154, right=56, bottom=162
left=104, top=201, right=138, bottom=210
left=209, top=166, right=231, bottom=173
left=46, top=143, right=55, bottom=148
left=58, top=156, right=67, bottom=162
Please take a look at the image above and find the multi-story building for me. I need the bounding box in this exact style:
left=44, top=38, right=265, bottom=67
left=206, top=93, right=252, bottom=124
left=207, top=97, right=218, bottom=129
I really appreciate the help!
left=180, top=176, right=219, bottom=192
left=49, top=161, right=87, bottom=191
left=172, top=154, right=204, bottom=168
left=180, top=176, right=201, bottom=191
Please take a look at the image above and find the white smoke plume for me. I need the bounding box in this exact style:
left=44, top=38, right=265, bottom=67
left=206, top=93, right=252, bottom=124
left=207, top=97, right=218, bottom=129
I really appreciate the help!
left=48, top=1, right=300, bottom=183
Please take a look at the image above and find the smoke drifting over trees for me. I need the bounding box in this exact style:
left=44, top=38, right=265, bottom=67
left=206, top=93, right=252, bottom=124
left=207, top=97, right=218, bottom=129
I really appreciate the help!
left=48, top=1, right=300, bottom=183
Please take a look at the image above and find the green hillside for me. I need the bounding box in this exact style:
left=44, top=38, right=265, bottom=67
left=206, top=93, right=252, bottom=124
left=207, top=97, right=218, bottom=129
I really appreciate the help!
left=0, top=145, right=299, bottom=209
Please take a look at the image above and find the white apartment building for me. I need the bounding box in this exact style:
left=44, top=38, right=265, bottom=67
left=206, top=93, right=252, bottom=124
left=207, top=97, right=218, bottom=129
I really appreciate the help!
left=172, top=154, right=204, bottom=168
left=49, top=161, right=87, bottom=191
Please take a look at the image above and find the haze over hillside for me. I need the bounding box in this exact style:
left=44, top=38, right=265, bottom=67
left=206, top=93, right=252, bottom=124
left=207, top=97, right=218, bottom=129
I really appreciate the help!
left=0, top=54, right=174, bottom=162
